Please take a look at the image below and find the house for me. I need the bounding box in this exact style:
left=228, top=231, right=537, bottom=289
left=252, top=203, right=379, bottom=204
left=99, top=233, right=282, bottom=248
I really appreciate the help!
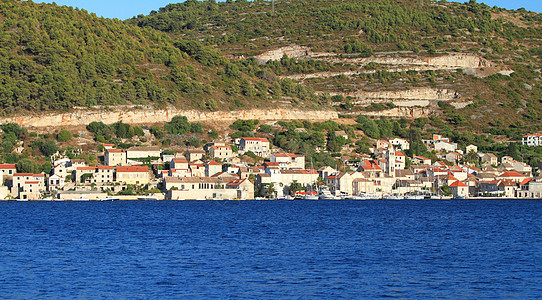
left=517, top=177, right=542, bottom=198
left=394, top=151, right=406, bottom=170
left=326, top=172, right=365, bottom=196
left=449, top=180, right=469, bottom=198
left=445, top=152, right=462, bottom=164
left=164, top=177, right=254, bottom=200
left=12, top=173, right=45, bottom=199
left=412, top=156, right=431, bottom=165
left=270, top=153, right=305, bottom=169
left=70, top=159, right=87, bottom=170
left=205, top=160, right=222, bottom=177
left=0, top=164, right=16, bottom=178
left=209, top=145, right=233, bottom=161
left=352, top=178, right=378, bottom=195
left=170, top=158, right=189, bottom=170
left=189, top=163, right=206, bottom=177
left=522, top=134, right=542, bottom=147
left=47, top=174, right=65, bottom=191
left=186, top=149, right=206, bottom=162
left=104, top=148, right=126, bottom=166
left=102, top=143, right=114, bottom=150
left=239, top=137, right=270, bottom=158
left=376, top=140, right=390, bottom=149
left=466, top=144, right=478, bottom=154
left=389, top=138, right=410, bottom=150
left=434, top=141, right=458, bottom=152
left=53, top=163, right=71, bottom=179
left=257, top=169, right=318, bottom=198
left=501, top=156, right=514, bottom=164
left=75, top=166, right=115, bottom=184
left=318, top=166, right=338, bottom=180
left=498, top=180, right=517, bottom=198
left=480, top=153, right=498, bottom=166
left=126, top=146, right=161, bottom=160
left=116, top=166, right=150, bottom=185
left=497, top=171, right=525, bottom=183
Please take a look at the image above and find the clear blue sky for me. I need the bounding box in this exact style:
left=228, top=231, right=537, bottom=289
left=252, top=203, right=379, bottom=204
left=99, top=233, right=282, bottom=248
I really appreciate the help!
left=34, top=0, right=542, bottom=20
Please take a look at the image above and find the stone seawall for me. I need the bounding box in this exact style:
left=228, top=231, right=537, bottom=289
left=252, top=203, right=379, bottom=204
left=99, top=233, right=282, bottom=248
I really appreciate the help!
left=0, top=108, right=339, bottom=128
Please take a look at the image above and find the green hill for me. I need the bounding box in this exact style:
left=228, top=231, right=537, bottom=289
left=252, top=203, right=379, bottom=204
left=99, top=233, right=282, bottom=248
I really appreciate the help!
left=0, top=0, right=320, bottom=114
left=129, top=0, right=542, bottom=137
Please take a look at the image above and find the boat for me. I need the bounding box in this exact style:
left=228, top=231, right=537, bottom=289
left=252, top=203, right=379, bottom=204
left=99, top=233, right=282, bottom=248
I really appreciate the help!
left=383, top=194, right=404, bottom=200
left=137, top=194, right=159, bottom=201
left=302, top=193, right=319, bottom=200
left=403, top=194, right=424, bottom=200
left=100, top=197, right=119, bottom=201
left=347, top=194, right=369, bottom=200
left=318, top=188, right=339, bottom=200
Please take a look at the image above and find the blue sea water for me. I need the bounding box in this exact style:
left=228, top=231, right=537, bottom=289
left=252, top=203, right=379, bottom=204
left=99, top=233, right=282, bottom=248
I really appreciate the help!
left=0, top=200, right=541, bottom=298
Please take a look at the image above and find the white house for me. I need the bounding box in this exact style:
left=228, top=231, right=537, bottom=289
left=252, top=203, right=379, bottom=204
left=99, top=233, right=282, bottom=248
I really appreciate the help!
left=522, top=134, right=542, bottom=147
left=389, top=138, right=410, bottom=150
left=239, top=137, right=270, bottom=158
left=270, top=153, right=305, bottom=169
left=434, top=141, right=458, bottom=152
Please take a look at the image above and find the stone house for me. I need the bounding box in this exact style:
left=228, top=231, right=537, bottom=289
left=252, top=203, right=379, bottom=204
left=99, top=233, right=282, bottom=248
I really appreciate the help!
left=116, top=166, right=150, bottom=185
left=104, top=148, right=126, bottom=166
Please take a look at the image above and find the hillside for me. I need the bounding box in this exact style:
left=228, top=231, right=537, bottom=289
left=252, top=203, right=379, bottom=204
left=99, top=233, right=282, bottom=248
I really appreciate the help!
left=129, top=0, right=542, bottom=138
left=0, top=0, right=321, bottom=115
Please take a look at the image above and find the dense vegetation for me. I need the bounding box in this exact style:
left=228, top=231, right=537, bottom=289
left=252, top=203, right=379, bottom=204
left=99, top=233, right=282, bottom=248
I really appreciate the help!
left=130, top=0, right=542, bottom=135
left=0, top=0, right=322, bottom=114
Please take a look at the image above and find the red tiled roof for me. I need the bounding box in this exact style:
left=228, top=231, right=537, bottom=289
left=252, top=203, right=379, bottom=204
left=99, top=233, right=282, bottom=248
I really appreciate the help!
left=395, top=151, right=405, bottom=156
left=206, top=160, right=221, bottom=166
left=77, top=167, right=96, bottom=171
left=0, top=164, right=16, bottom=169
left=106, top=148, right=124, bottom=153
left=449, top=180, right=467, bottom=187
left=519, top=178, right=534, bottom=185
left=242, top=137, right=269, bottom=142
left=117, top=166, right=148, bottom=172
left=498, top=171, right=524, bottom=178
left=14, top=173, right=34, bottom=176
left=173, top=158, right=188, bottom=163
left=25, top=181, right=41, bottom=184
left=227, top=179, right=246, bottom=186
left=211, top=145, right=232, bottom=150
left=98, top=166, right=114, bottom=170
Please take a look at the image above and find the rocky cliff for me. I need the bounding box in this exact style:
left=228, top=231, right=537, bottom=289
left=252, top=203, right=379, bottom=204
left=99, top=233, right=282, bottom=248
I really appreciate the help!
left=1, top=107, right=339, bottom=128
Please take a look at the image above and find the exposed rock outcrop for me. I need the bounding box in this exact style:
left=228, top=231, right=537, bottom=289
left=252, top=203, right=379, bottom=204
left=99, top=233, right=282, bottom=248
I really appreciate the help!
left=1, top=107, right=339, bottom=128
left=326, top=88, right=458, bottom=102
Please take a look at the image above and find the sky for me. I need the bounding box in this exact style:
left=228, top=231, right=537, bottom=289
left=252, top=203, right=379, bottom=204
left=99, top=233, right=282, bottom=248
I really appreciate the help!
left=35, top=0, right=542, bottom=20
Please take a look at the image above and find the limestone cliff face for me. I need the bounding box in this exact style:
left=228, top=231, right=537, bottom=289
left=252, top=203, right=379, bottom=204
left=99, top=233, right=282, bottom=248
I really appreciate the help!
left=1, top=107, right=339, bottom=128
left=326, top=87, right=458, bottom=101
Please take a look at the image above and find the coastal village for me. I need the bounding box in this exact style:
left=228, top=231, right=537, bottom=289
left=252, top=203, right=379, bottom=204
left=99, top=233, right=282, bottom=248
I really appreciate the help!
left=1, top=124, right=541, bottom=201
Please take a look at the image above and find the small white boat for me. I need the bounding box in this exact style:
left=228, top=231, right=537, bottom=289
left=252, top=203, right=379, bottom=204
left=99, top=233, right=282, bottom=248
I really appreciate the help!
left=347, top=195, right=368, bottom=200
left=100, top=197, right=119, bottom=201
left=138, top=195, right=159, bottom=201
left=383, top=194, right=404, bottom=200
left=318, top=189, right=339, bottom=200
left=302, top=194, right=319, bottom=200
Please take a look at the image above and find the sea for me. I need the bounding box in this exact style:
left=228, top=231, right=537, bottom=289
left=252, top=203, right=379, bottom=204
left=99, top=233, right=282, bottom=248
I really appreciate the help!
left=0, top=199, right=541, bottom=298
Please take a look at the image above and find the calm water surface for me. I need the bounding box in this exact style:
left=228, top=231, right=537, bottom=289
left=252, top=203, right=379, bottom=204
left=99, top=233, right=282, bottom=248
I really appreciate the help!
left=0, top=200, right=541, bottom=298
